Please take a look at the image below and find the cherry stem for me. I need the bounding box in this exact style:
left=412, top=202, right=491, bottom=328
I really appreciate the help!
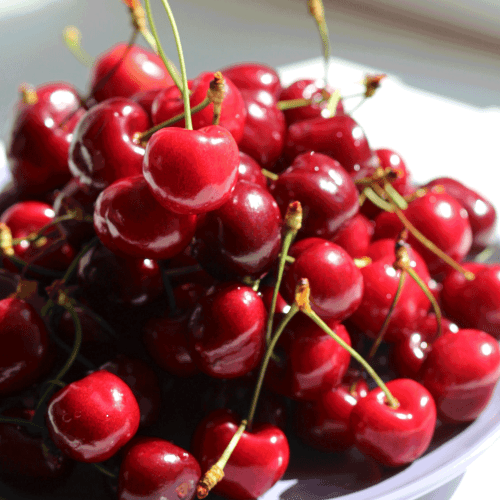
left=92, top=462, right=117, bottom=479
left=0, top=416, right=44, bottom=431
left=354, top=256, right=371, bottom=268
left=382, top=181, right=408, bottom=210
left=277, top=97, right=314, bottom=111
left=19, top=83, right=38, bottom=105
left=308, top=0, right=331, bottom=82
left=138, top=97, right=210, bottom=141
left=362, top=186, right=394, bottom=212
left=162, top=264, right=203, bottom=277
left=261, top=169, right=279, bottom=181
left=128, top=2, right=158, bottom=53
left=298, top=278, right=399, bottom=409
left=162, top=267, right=177, bottom=316
left=75, top=300, right=118, bottom=339
left=143, top=0, right=183, bottom=93
left=5, top=254, right=63, bottom=279
left=62, top=26, right=95, bottom=67
left=265, top=201, right=302, bottom=346
left=159, top=0, right=192, bottom=130
left=207, top=72, right=225, bottom=126
left=48, top=330, right=95, bottom=371
left=474, top=246, right=495, bottom=263
left=368, top=270, right=407, bottom=359
left=20, top=237, right=66, bottom=280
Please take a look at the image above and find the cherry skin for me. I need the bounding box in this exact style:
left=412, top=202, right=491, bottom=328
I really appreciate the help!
left=152, top=72, right=246, bottom=143
left=283, top=239, right=363, bottom=321
left=118, top=436, right=201, bottom=500
left=192, top=408, right=290, bottom=500
left=7, top=82, right=85, bottom=196
left=420, top=328, right=500, bottom=423
left=0, top=297, right=49, bottom=396
left=46, top=370, right=141, bottom=462
left=89, top=43, right=174, bottom=102
left=188, top=283, right=266, bottom=379
left=271, top=151, right=359, bottom=239
left=350, top=378, right=437, bottom=467
left=94, top=175, right=197, bottom=260
left=192, top=180, right=282, bottom=280
left=237, top=150, right=268, bottom=189
left=143, top=125, right=239, bottom=215
left=331, top=213, right=374, bottom=258
left=69, top=97, right=150, bottom=189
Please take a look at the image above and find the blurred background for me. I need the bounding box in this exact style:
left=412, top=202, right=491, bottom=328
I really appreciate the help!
left=1, top=0, right=500, bottom=137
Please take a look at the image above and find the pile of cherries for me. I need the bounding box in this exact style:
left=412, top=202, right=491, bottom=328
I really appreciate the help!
left=1, top=2, right=500, bottom=500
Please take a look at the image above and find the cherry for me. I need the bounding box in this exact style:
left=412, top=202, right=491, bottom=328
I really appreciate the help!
left=376, top=149, right=411, bottom=195
left=192, top=408, right=289, bottom=500
left=284, top=114, right=377, bottom=180
left=259, top=285, right=289, bottom=315
left=69, top=97, right=150, bottom=189
left=283, top=239, right=363, bottom=321
left=118, top=436, right=201, bottom=500
left=89, top=43, right=175, bottom=102
left=237, top=150, right=268, bottom=189
left=425, top=177, right=496, bottom=249
left=143, top=125, right=239, bottom=215
left=0, top=297, right=49, bottom=396
left=151, top=72, right=246, bottom=143
left=420, top=328, right=500, bottom=422
left=192, top=180, right=282, bottom=280
left=94, top=175, right=197, bottom=260
left=130, top=88, right=163, bottom=121
left=350, top=378, right=436, bottom=467
left=7, top=82, right=85, bottom=195
left=188, top=283, right=266, bottom=379
left=271, top=151, right=359, bottom=239
left=46, top=369, right=140, bottom=462
left=331, top=213, right=374, bottom=258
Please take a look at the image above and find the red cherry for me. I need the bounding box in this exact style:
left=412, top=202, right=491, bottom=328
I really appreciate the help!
left=94, top=175, right=197, bottom=260
left=188, top=283, right=266, bottom=379
left=259, top=285, right=289, bottom=315
left=350, top=378, right=436, bottom=467
left=151, top=72, right=246, bottom=143
left=69, top=97, right=150, bottom=189
left=7, top=82, right=84, bottom=195
left=376, top=149, right=411, bottom=194
left=118, top=437, right=201, bottom=500
left=192, top=409, right=289, bottom=500
left=46, top=370, right=140, bottom=462
left=130, top=88, right=163, bottom=121
left=0, top=297, right=49, bottom=396
left=284, top=239, right=363, bottom=321
left=237, top=151, right=268, bottom=189
left=90, top=43, right=174, bottom=102
left=420, top=328, right=500, bottom=422
left=143, top=125, right=239, bottom=215
left=331, top=213, right=374, bottom=258
left=192, top=180, right=282, bottom=280
left=271, top=151, right=359, bottom=239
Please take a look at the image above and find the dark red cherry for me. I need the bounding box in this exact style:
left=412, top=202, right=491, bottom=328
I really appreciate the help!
left=219, top=62, right=282, bottom=99
left=152, top=72, right=246, bottom=143
left=350, top=378, right=436, bottom=467
left=192, top=409, right=289, bottom=500
left=376, top=149, right=411, bottom=195
left=271, top=151, right=359, bottom=239
left=284, top=240, right=363, bottom=321
left=69, top=97, right=149, bottom=189
left=331, top=213, right=374, bottom=258
left=284, top=114, right=377, bottom=180
left=279, top=79, right=344, bottom=124
left=237, top=151, right=267, bottom=189
left=118, top=437, right=201, bottom=500
left=420, top=328, right=500, bottom=422
left=192, top=180, right=282, bottom=280
left=46, top=370, right=140, bottom=462
left=188, top=283, right=266, bottom=379
left=425, top=177, right=496, bottom=249
left=99, top=355, right=161, bottom=427
left=259, top=285, right=289, bottom=315
left=7, top=82, right=85, bottom=195
left=130, top=88, right=163, bottom=121
left=90, top=43, right=174, bottom=102
left=0, top=297, right=49, bottom=396
left=143, top=125, right=239, bottom=215
left=94, top=175, right=197, bottom=260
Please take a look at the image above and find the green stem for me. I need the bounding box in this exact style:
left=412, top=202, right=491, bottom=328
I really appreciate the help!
left=261, top=169, right=279, bottom=181
left=277, top=97, right=313, bottom=111
left=92, top=462, right=117, bottom=479
left=363, top=186, right=394, bottom=212
left=381, top=181, right=408, bottom=210
left=0, top=416, right=44, bottom=431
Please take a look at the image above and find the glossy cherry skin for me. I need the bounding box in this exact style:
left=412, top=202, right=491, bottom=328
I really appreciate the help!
left=350, top=379, right=436, bottom=467
left=152, top=72, right=246, bottom=143
left=425, top=177, right=496, bottom=249
left=271, top=151, right=359, bottom=239
left=237, top=150, right=268, bottom=189
left=143, top=125, right=239, bottom=215
left=192, top=409, right=290, bottom=500
left=99, top=355, right=161, bottom=427
left=46, top=370, right=140, bottom=462
left=284, top=114, right=377, bottom=180
left=331, top=213, right=374, bottom=258
left=118, top=437, right=201, bottom=500
left=94, top=175, right=197, bottom=260
left=0, top=298, right=49, bottom=396
left=90, top=43, right=174, bottom=102
left=130, top=88, right=163, bottom=121
left=219, top=62, right=282, bottom=99
left=420, top=329, right=500, bottom=422
left=259, top=285, right=289, bottom=315
left=69, top=97, right=149, bottom=189
left=284, top=239, right=363, bottom=321
left=192, top=180, right=282, bottom=280
left=7, top=82, right=85, bottom=195
left=279, top=79, right=344, bottom=124
left=188, top=283, right=266, bottom=379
